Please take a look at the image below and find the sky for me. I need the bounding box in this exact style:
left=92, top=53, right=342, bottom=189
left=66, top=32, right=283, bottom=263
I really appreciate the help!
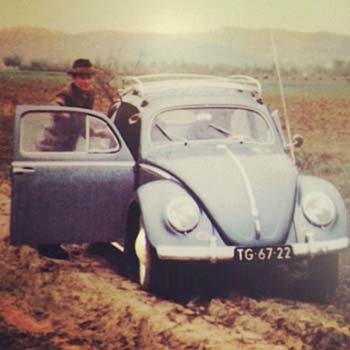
left=0, top=0, right=349, bottom=35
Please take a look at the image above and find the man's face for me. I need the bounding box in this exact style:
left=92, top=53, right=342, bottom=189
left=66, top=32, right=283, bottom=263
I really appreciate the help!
left=73, top=74, right=93, bottom=92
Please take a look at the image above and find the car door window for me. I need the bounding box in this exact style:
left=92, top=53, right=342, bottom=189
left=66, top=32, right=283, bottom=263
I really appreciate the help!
left=20, top=111, right=119, bottom=154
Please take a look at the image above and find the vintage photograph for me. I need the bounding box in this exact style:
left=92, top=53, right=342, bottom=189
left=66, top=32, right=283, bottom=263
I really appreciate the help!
left=0, top=0, right=349, bottom=349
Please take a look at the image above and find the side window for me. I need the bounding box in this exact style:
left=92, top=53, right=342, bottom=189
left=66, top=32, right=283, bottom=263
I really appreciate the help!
left=20, top=111, right=119, bottom=154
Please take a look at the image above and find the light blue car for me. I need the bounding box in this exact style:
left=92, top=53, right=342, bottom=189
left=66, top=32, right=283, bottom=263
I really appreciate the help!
left=11, top=75, right=348, bottom=300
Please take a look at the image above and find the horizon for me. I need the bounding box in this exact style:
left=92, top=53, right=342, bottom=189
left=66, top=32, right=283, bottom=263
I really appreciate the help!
left=1, top=24, right=349, bottom=38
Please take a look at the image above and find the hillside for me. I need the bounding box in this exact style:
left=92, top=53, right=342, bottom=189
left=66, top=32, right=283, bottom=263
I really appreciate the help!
left=0, top=26, right=350, bottom=68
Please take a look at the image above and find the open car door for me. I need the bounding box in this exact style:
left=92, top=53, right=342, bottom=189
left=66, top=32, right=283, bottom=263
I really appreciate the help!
left=11, top=105, right=135, bottom=245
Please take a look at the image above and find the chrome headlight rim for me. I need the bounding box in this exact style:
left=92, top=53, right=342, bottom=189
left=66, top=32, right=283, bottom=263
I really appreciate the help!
left=302, top=191, right=336, bottom=227
left=166, top=195, right=201, bottom=233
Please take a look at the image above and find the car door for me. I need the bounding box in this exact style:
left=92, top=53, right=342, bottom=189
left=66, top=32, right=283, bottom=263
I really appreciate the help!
left=11, top=105, right=135, bottom=245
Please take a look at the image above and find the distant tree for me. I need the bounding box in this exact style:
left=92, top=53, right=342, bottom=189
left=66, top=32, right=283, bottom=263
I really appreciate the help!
left=332, top=59, right=350, bottom=77
left=30, top=59, right=49, bottom=70
left=3, top=55, right=22, bottom=68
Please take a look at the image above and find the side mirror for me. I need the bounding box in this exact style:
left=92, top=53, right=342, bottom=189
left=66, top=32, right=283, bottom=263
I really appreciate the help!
left=293, top=134, right=303, bottom=148
left=284, top=133, right=303, bottom=152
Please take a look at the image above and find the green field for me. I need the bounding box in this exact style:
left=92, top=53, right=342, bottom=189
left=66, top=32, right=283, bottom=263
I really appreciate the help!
left=0, top=70, right=67, bottom=83
left=263, top=78, right=350, bottom=97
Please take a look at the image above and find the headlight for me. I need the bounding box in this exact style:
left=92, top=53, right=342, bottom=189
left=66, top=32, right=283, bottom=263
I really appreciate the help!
left=302, top=192, right=336, bottom=227
left=166, top=196, right=201, bottom=233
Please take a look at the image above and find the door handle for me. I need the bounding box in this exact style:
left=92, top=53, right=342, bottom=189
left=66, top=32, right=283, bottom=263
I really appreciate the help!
left=12, top=167, right=36, bottom=174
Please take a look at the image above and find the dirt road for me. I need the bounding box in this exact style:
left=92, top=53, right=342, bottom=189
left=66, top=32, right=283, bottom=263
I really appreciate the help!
left=0, top=181, right=349, bottom=350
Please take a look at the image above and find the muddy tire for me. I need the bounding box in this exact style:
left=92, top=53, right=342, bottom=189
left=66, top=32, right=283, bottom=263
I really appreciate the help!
left=123, top=209, right=163, bottom=292
left=134, top=221, right=193, bottom=296
left=299, top=253, right=339, bottom=303
left=135, top=225, right=160, bottom=292
left=134, top=220, right=173, bottom=294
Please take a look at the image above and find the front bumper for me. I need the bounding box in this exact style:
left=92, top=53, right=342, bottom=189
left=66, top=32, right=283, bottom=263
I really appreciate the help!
left=156, top=237, right=349, bottom=262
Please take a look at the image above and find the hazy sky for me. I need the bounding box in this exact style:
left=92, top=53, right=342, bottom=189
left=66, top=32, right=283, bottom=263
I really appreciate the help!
left=1, top=0, right=349, bottom=35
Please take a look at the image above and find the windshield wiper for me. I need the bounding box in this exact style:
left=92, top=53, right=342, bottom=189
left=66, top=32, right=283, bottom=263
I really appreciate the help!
left=156, top=123, right=173, bottom=141
left=208, top=123, right=232, bottom=136
left=155, top=123, right=188, bottom=142
left=208, top=124, right=252, bottom=143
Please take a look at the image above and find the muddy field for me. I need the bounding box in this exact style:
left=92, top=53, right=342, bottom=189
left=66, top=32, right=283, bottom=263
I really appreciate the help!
left=0, top=72, right=349, bottom=349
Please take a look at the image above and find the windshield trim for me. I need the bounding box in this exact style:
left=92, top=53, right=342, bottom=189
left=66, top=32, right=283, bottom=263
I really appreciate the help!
left=146, top=104, right=276, bottom=149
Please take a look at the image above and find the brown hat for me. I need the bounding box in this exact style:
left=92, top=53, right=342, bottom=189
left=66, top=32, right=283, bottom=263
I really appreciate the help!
left=68, top=58, right=96, bottom=76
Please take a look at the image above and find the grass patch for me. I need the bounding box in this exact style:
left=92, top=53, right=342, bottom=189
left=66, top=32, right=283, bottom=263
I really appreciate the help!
left=263, top=79, right=350, bottom=98
left=0, top=70, right=67, bottom=83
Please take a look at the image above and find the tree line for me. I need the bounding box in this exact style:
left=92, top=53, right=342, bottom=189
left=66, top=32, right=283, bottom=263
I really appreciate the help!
left=2, top=55, right=350, bottom=79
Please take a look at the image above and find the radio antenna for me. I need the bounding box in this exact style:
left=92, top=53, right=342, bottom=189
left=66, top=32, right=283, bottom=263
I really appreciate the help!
left=269, top=29, right=295, bottom=162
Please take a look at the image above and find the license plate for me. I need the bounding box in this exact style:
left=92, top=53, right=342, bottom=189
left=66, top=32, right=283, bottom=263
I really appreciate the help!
left=233, top=246, right=293, bottom=262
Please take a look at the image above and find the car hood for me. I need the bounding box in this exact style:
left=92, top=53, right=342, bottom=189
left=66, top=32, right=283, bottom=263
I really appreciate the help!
left=146, top=143, right=297, bottom=245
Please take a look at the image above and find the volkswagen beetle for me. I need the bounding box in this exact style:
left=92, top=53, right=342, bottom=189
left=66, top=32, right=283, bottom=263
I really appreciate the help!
left=11, top=74, right=348, bottom=300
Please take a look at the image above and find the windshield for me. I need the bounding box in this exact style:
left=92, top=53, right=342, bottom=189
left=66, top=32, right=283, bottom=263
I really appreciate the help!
left=151, top=107, right=273, bottom=144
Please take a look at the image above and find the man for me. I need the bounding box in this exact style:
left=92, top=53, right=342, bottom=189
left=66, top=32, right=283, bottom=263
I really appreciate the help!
left=37, top=58, right=96, bottom=152
left=37, top=58, right=96, bottom=259
left=55, top=58, right=95, bottom=108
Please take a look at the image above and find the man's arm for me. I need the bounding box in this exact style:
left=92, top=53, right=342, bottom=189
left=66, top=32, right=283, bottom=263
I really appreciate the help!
left=54, top=95, right=66, bottom=106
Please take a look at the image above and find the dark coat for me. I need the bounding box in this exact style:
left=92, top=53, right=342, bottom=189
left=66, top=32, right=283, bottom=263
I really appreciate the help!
left=36, top=83, right=95, bottom=151
left=54, top=83, right=95, bottom=109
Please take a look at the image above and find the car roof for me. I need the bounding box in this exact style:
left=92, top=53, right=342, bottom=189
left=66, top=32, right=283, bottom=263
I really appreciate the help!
left=120, top=74, right=264, bottom=110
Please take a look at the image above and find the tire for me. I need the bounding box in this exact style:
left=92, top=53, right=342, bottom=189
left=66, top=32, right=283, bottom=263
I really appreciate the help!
left=134, top=220, right=167, bottom=293
left=299, top=253, right=339, bottom=303
left=134, top=220, right=193, bottom=296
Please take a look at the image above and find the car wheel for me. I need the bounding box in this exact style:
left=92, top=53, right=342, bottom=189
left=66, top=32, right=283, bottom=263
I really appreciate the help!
left=134, top=220, right=194, bottom=296
left=299, top=253, right=339, bottom=303
left=134, top=220, right=160, bottom=291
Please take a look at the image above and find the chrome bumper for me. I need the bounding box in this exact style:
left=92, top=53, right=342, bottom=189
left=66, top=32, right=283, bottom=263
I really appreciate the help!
left=156, top=237, right=349, bottom=262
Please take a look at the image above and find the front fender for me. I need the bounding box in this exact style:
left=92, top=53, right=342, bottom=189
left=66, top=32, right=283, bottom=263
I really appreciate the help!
left=137, top=179, right=221, bottom=249
left=293, top=175, right=348, bottom=243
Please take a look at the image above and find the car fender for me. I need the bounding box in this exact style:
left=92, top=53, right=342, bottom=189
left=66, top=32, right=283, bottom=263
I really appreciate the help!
left=136, top=179, right=215, bottom=248
left=293, top=175, right=347, bottom=242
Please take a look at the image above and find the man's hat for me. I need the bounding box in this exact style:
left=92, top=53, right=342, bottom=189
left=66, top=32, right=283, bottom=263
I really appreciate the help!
left=68, top=58, right=96, bottom=76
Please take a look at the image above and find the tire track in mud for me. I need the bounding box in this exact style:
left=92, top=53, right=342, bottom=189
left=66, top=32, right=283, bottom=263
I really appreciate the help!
left=0, top=244, right=285, bottom=350
left=190, top=296, right=350, bottom=350
left=0, top=240, right=349, bottom=350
